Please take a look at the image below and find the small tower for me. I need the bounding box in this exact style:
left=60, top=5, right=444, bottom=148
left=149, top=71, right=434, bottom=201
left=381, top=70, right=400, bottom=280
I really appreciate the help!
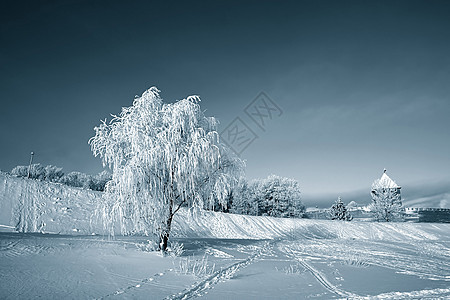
left=370, top=169, right=403, bottom=221
left=372, top=169, right=401, bottom=193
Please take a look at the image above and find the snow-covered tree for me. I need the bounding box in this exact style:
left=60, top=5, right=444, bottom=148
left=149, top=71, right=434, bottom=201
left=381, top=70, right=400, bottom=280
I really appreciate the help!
left=329, top=197, right=352, bottom=221
left=229, top=179, right=258, bottom=215
left=370, top=170, right=404, bottom=222
left=255, top=175, right=304, bottom=217
left=58, top=171, right=92, bottom=189
left=89, top=87, right=243, bottom=251
left=234, top=175, right=304, bottom=218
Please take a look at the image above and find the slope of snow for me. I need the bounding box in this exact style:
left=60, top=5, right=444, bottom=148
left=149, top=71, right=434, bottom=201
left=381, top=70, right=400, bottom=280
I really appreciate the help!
left=172, top=207, right=446, bottom=241
left=1, top=172, right=448, bottom=242
left=0, top=172, right=104, bottom=234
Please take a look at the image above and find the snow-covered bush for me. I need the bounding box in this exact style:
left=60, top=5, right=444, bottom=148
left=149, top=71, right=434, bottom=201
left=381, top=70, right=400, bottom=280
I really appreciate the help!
left=177, top=254, right=216, bottom=278
left=58, top=171, right=92, bottom=188
left=11, top=165, right=30, bottom=177
left=10, top=163, right=109, bottom=191
left=137, top=240, right=158, bottom=252
left=11, top=164, right=64, bottom=182
left=89, top=87, right=244, bottom=251
left=43, top=165, right=64, bottom=182
left=342, top=255, right=370, bottom=268
left=11, top=163, right=64, bottom=182
left=167, top=241, right=184, bottom=257
left=28, top=164, right=44, bottom=179
left=329, top=197, right=352, bottom=221
left=90, top=170, right=112, bottom=191
left=11, top=163, right=45, bottom=180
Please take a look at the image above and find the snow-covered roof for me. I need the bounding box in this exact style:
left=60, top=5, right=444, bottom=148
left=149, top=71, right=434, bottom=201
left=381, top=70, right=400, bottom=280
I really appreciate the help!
left=372, top=170, right=400, bottom=189
left=379, top=173, right=400, bottom=188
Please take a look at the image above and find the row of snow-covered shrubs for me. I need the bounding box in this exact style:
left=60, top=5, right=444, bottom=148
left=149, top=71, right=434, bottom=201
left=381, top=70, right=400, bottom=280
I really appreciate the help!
left=209, top=175, right=306, bottom=218
left=10, top=164, right=111, bottom=191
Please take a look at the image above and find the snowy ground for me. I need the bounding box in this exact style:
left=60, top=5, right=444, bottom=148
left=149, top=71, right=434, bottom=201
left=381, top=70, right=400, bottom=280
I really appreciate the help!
left=1, top=173, right=450, bottom=299
left=1, top=216, right=450, bottom=299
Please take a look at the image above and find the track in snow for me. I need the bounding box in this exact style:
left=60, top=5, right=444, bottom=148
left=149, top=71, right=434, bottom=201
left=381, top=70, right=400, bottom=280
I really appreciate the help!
left=97, top=268, right=176, bottom=299
left=165, top=240, right=273, bottom=300
left=0, top=239, right=54, bottom=258
left=284, top=248, right=360, bottom=299
left=363, top=287, right=450, bottom=299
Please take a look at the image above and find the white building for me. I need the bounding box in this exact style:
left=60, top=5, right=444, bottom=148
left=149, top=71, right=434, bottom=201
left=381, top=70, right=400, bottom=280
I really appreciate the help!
left=371, top=169, right=401, bottom=199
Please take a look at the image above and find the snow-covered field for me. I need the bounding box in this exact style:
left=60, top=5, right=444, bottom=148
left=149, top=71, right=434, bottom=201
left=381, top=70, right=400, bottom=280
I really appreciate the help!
left=1, top=173, right=450, bottom=299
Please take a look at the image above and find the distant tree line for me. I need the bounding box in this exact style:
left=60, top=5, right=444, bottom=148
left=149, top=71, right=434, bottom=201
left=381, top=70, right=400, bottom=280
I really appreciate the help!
left=10, top=164, right=111, bottom=191
left=208, top=175, right=305, bottom=218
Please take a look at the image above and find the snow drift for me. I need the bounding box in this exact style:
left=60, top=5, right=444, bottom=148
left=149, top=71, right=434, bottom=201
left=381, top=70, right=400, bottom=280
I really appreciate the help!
left=1, top=172, right=448, bottom=242
left=171, top=207, right=447, bottom=241
left=0, top=172, right=103, bottom=234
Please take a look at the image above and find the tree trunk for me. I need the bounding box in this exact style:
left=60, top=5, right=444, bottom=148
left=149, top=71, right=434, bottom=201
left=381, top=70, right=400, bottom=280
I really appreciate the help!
left=159, top=197, right=174, bottom=252
left=159, top=214, right=173, bottom=252
left=159, top=231, right=169, bottom=252
left=160, top=171, right=177, bottom=252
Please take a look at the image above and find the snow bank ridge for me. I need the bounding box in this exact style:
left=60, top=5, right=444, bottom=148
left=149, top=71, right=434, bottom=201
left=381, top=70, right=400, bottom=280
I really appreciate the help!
left=0, top=172, right=103, bottom=234
left=1, top=172, right=448, bottom=242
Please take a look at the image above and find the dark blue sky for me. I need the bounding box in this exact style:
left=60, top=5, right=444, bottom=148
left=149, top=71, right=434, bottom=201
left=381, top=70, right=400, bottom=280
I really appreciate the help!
left=1, top=0, right=449, bottom=203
